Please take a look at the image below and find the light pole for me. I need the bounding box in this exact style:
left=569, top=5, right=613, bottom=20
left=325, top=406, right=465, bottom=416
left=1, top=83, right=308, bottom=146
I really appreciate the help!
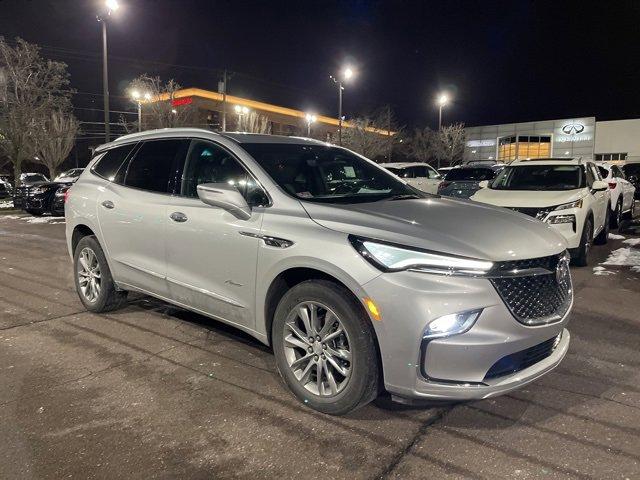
left=437, top=93, right=449, bottom=130
left=97, top=0, right=119, bottom=143
left=330, top=66, right=354, bottom=145
left=305, top=113, right=317, bottom=137
left=130, top=90, right=151, bottom=131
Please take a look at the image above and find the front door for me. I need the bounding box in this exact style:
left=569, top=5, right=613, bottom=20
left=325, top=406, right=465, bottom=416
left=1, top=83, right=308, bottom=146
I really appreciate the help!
left=165, top=139, right=269, bottom=330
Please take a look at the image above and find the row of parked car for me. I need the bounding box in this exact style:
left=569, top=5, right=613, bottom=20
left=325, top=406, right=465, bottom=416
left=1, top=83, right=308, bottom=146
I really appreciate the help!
left=0, top=168, right=84, bottom=215
left=383, top=158, right=637, bottom=266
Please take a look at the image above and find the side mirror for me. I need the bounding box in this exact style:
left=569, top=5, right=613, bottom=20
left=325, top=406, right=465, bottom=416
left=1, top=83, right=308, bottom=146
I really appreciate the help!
left=197, top=183, right=251, bottom=220
left=478, top=180, right=489, bottom=188
left=592, top=180, right=608, bottom=192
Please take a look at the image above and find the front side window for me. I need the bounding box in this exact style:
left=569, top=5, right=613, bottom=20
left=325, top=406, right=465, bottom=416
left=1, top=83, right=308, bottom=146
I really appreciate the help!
left=386, top=167, right=412, bottom=178
left=491, top=165, right=585, bottom=191
left=179, top=140, right=268, bottom=206
left=241, top=143, right=422, bottom=203
left=425, top=166, right=441, bottom=179
left=92, top=143, right=137, bottom=181
left=122, top=139, right=188, bottom=193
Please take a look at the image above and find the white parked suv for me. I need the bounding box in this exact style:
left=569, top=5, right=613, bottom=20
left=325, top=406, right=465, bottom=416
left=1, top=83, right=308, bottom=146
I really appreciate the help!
left=472, top=158, right=611, bottom=266
left=383, top=162, right=442, bottom=194
left=596, top=163, right=636, bottom=228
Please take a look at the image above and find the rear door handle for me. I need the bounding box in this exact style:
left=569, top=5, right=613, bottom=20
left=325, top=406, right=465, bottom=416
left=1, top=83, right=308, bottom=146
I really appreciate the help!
left=101, top=200, right=114, bottom=209
left=170, top=211, right=188, bottom=223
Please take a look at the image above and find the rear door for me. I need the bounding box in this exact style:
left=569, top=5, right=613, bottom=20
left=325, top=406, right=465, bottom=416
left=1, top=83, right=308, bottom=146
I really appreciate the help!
left=96, top=138, right=189, bottom=296
left=614, top=166, right=634, bottom=211
left=587, top=162, right=608, bottom=231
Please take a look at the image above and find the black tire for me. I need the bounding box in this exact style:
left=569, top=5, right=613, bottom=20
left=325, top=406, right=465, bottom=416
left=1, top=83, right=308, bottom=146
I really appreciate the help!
left=594, top=207, right=610, bottom=245
left=73, top=235, right=127, bottom=313
left=573, top=217, right=593, bottom=267
left=272, top=280, right=380, bottom=415
left=610, top=199, right=623, bottom=229
left=26, top=209, right=43, bottom=216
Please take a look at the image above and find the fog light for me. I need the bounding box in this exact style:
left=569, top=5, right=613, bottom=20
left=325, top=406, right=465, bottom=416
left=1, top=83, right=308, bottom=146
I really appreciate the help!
left=423, top=309, right=482, bottom=339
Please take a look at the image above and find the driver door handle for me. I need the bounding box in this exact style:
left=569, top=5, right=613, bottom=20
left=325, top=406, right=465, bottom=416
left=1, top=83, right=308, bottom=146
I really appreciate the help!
left=170, top=211, right=188, bottom=223
left=101, top=200, right=114, bottom=209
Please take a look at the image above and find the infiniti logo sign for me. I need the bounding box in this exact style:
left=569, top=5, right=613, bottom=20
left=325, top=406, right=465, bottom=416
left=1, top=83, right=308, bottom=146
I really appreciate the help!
left=561, top=123, right=585, bottom=135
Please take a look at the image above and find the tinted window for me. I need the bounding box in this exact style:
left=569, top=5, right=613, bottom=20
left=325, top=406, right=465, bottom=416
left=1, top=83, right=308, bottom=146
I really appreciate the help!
left=242, top=143, right=421, bottom=204
left=92, top=144, right=136, bottom=180
left=410, top=166, right=428, bottom=178
left=492, top=165, right=585, bottom=191
left=123, top=139, right=187, bottom=193
left=386, top=167, right=412, bottom=178
left=597, top=166, right=610, bottom=179
left=445, top=168, right=496, bottom=181
left=613, top=166, right=626, bottom=179
left=425, top=166, right=441, bottom=179
left=179, top=140, right=268, bottom=206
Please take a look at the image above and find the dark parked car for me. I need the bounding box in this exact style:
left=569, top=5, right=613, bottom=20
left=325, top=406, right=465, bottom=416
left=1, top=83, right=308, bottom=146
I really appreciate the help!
left=622, top=163, right=640, bottom=199
left=0, top=175, right=13, bottom=199
left=15, top=181, right=72, bottom=216
left=437, top=164, right=503, bottom=198
left=12, top=173, right=49, bottom=209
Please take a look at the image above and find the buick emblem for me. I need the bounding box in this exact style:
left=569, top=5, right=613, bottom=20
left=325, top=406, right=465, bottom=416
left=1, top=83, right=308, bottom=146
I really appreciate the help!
left=562, top=123, right=585, bottom=135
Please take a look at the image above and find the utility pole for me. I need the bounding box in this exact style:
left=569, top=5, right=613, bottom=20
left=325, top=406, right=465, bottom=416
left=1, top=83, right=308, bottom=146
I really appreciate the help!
left=221, top=69, right=227, bottom=132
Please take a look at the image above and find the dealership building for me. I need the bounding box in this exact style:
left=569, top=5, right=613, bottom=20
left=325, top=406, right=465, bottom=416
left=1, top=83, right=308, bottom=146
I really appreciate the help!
left=464, top=117, right=640, bottom=164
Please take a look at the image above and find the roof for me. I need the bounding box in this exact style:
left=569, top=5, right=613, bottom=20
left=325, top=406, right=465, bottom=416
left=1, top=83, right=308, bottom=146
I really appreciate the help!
left=155, top=88, right=394, bottom=136
left=511, top=157, right=584, bottom=166
left=94, top=128, right=333, bottom=151
left=383, top=162, right=433, bottom=168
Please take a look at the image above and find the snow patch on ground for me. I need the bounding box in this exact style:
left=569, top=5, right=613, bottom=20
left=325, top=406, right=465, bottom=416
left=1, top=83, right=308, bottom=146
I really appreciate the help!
left=601, top=247, right=640, bottom=268
left=0, top=201, right=14, bottom=209
left=622, top=238, right=640, bottom=246
left=25, top=216, right=65, bottom=224
left=608, top=233, right=626, bottom=240
left=592, top=266, right=617, bottom=276
left=0, top=215, right=23, bottom=220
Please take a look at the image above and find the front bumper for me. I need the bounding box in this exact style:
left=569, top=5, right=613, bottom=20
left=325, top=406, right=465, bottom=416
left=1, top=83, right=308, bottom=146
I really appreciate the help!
left=362, top=269, right=571, bottom=401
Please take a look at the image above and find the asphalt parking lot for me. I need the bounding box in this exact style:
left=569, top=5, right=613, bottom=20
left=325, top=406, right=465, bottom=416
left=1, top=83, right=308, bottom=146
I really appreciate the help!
left=0, top=212, right=639, bottom=479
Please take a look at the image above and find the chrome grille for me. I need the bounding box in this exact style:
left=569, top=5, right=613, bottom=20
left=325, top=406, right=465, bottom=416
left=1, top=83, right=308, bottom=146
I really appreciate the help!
left=490, top=253, right=572, bottom=325
left=507, top=207, right=549, bottom=219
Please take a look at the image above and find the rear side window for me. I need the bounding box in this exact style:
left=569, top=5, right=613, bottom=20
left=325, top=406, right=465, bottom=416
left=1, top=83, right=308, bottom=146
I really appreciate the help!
left=597, top=166, right=610, bottom=179
left=123, top=139, right=188, bottom=193
left=92, top=143, right=136, bottom=180
left=445, top=168, right=496, bottom=181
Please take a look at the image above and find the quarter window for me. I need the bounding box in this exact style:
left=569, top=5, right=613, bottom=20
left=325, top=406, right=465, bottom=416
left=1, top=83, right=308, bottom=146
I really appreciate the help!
left=92, top=143, right=137, bottom=181
left=123, top=139, right=188, bottom=193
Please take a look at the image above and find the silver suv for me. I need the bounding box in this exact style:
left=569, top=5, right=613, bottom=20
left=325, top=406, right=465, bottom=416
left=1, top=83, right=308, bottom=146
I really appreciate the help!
left=66, top=129, right=572, bottom=415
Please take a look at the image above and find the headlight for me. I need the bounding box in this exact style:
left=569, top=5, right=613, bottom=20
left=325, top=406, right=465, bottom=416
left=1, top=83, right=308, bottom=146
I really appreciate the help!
left=554, top=198, right=583, bottom=211
left=423, top=309, right=482, bottom=339
left=547, top=214, right=575, bottom=225
left=349, top=236, right=494, bottom=276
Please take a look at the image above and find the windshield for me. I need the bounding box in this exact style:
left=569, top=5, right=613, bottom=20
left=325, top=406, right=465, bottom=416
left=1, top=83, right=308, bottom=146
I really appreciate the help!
left=59, top=169, right=81, bottom=178
left=241, top=143, right=423, bottom=203
left=491, top=165, right=585, bottom=191
left=445, top=168, right=497, bottom=181
left=23, top=174, right=47, bottom=182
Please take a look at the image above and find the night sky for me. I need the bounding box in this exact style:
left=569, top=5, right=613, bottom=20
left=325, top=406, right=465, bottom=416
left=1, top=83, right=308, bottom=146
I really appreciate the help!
left=2, top=0, right=640, bottom=134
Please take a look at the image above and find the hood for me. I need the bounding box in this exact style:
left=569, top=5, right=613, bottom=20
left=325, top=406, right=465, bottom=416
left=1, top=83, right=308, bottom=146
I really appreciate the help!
left=471, top=187, right=585, bottom=208
left=300, top=197, right=566, bottom=262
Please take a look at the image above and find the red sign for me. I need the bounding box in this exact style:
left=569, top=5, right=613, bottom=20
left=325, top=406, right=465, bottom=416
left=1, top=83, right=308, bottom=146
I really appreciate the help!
left=172, top=97, right=193, bottom=107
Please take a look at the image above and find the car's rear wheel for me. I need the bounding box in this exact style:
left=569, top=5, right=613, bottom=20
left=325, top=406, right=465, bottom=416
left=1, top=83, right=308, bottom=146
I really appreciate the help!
left=26, top=209, right=43, bottom=216
left=272, top=280, right=379, bottom=415
left=74, top=235, right=127, bottom=312
left=594, top=207, right=610, bottom=245
left=611, top=199, right=623, bottom=229
left=573, top=217, right=593, bottom=266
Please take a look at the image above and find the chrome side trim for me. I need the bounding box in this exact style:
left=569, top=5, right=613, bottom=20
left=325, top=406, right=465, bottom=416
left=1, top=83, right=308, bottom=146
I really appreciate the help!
left=239, top=231, right=294, bottom=248
left=165, top=276, right=245, bottom=309
left=114, top=259, right=165, bottom=279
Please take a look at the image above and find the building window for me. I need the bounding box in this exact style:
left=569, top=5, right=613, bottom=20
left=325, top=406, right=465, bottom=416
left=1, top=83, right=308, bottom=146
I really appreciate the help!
left=595, top=153, right=627, bottom=161
left=497, top=135, right=551, bottom=161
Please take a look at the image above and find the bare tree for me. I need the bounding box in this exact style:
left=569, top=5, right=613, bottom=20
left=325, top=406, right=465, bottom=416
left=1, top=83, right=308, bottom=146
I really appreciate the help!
left=0, top=37, right=72, bottom=186
left=33, top=109, right=80, bottom=179
left=237, top=111, right=272, bottom=134
left=407, top=127, right=438, bottom=164
left=434, top=123, right=466, bottom=168
left=341, top=109, right=396, bottom=161
left=128, top=74, right=194, bottom=129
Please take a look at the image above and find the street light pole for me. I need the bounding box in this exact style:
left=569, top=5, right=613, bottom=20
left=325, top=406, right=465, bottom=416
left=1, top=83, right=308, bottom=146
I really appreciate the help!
left=436, top=93, right=449, bottom=130
left=101, top=19, right=110, bottom=142
left=305, top=113, right=317, bottom=137
left=330, top=66, right=354, bottom=146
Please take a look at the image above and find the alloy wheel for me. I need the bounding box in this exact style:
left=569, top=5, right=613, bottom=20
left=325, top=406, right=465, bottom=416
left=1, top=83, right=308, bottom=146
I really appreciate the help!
left=77, top=247, right=101, bottom=303
left=282, top=301, right=352, bottom=397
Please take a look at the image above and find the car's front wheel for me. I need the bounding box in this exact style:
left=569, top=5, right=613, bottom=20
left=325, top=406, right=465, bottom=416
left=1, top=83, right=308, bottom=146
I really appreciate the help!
left=573, top=217, right=593, bottom=266
left=73, top=235, right=127, bottom=312
left=611, top=199, right=623, bottom=229
left=272, top=280, right=379, bottom=415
